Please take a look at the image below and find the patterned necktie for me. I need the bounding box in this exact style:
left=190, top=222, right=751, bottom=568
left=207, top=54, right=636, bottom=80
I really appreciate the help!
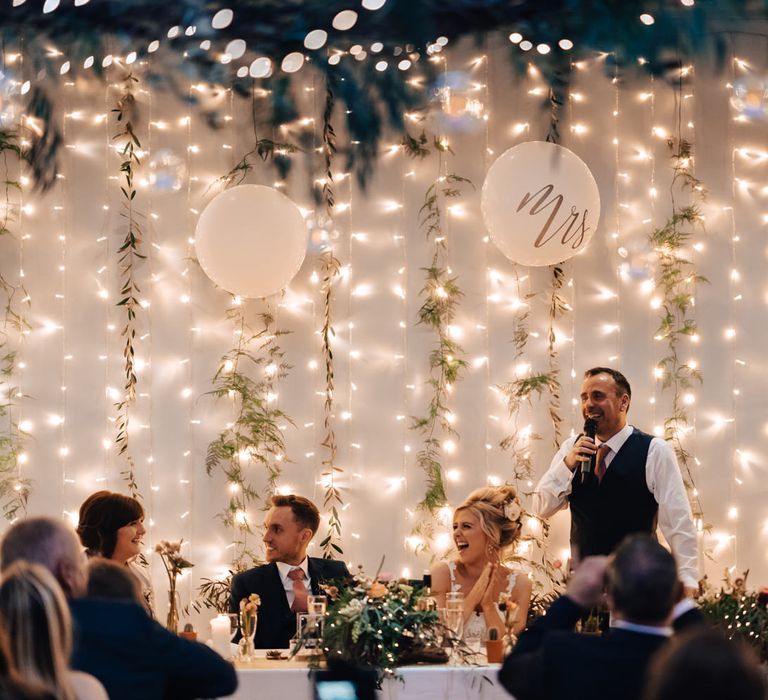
left=595, top=444, right=611, bottom=482
left=288, top=568, right=308, bottom=613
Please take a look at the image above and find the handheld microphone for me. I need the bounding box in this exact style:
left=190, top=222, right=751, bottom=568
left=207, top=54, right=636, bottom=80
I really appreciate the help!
left=582, top=418, right=597, bottom=483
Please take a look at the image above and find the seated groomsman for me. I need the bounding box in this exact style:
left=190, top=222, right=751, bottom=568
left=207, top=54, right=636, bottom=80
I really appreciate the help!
left=230, top=494, right=350, bottom=649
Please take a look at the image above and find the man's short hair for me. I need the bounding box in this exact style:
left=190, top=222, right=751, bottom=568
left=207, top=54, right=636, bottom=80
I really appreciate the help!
left=270, top=494, right=320, bottom=534
left=607, top=535, right=679, bottom=624
left=87, top=559, right=142, bottom=603
left=584, top=367, right=632, bottom=400
left=1, top=517, right=73, bottom=573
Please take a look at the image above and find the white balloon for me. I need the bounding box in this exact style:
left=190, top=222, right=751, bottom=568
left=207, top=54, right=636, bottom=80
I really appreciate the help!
left=481, top=141, right=601, bottom=267
left=195, top=185, right=307, bottom=298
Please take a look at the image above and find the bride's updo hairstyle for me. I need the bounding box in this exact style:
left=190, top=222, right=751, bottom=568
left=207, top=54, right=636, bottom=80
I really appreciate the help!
left=455, top=484, right=524, bottom=551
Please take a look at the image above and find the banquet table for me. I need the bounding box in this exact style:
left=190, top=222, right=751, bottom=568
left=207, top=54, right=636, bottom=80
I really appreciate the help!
left=227, top=656, right=509, bottom=700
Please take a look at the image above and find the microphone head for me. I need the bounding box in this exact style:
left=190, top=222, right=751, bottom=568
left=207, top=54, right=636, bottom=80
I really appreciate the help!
left=583, top=417, right=597, bottom=437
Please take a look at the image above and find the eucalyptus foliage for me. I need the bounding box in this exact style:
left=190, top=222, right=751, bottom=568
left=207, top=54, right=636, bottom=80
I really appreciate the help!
left=321, top=577, right=442, bottom=681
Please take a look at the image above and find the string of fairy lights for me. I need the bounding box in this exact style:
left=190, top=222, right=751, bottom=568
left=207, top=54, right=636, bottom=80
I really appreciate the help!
left=0, top=9, right=765, bottom=620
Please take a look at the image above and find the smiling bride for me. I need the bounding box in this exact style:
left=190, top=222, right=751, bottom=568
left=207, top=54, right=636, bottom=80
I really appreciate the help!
left=430, top=485, right=532, bottom=643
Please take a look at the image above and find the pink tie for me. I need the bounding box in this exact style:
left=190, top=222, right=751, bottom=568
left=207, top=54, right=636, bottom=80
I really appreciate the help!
left=288, top=568, right=308, bottom=613
left=595, top=444, right=611, bottom=482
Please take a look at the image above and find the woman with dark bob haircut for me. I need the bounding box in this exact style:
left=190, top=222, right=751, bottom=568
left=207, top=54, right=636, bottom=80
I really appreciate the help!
left=76, top=491, right=153, bottom=613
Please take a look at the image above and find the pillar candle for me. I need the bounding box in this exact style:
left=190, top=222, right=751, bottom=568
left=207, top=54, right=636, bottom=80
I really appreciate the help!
left=210, top=614, right=231, bottom=658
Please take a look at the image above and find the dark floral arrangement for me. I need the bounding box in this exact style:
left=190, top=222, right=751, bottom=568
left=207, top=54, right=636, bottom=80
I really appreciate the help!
left=697, top=570, right=768, bottom=662
left=318, top=570, right=447, bottom=680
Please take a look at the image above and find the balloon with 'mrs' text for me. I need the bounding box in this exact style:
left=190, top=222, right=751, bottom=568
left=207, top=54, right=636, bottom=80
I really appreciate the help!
left=481, top=141, right=601, bottom=267
left=194, top=185, right=307, bottom=298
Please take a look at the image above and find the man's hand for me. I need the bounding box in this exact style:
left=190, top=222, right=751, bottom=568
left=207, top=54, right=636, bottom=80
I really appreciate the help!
left=564, top=435, right=597, bottom=471
left=566, top=556, right=609, bottom=609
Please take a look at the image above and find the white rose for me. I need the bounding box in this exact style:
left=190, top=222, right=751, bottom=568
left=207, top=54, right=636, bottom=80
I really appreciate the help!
left=504, top=499, right=522, bottom=522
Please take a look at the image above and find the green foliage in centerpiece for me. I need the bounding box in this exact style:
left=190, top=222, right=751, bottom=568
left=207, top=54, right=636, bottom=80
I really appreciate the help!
left=320, top=574, right=443, bottom=679
left=698, top=570, right=768, bottom=662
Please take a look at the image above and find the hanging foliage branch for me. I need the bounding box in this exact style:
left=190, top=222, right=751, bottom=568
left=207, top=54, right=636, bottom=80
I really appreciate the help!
left=650, top=137, right=706, bottom=519
left=112, top=73, right=145, bottom=499
left=205, top=307, right=294, bottom=568
left=410, top=166, right=472, bottom=518
left=212, top=85, right=300, bottom=191
left=318, top=251, right=343, bottom=559
left=320, top=83, right=336, bottom=215
left=545, top=265, right=567, bottom=449
left=0, top=130, right=30, bottom=519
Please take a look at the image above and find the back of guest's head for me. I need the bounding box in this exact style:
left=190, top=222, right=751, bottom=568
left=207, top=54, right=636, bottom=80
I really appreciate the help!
left=0, top=561, right=75, bottom=700
left=270, top=494, right=320, bottom=534
left=86, top=558, right=142, bottom=603
left=0, top=623, right=49, bottom=700
left=643, top=629, right=766, bottom=700
left=76, top=490, right=144, bottom=558
left=607, top=535, right=679, bottom=624
left=1, top=518, right=86, bottom=600
left=455, top=484, right=523, bottom=551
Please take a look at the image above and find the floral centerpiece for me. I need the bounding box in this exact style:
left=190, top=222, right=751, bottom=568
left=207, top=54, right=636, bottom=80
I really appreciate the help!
left=317, top=570, right=446, bottom=680
left=697, top=570, right=768, bottom=661
left=155, top=540, right=194, bottom=634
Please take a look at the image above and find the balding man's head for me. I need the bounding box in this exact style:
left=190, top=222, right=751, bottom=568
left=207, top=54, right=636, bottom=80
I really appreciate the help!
left=1, top=517, right=88, bottom=599
left=607, top=535, right=680, bottom=625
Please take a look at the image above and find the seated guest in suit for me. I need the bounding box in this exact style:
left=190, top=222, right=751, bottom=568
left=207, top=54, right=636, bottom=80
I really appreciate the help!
left=429, top=485, right=532, bottom=641
left=230, top=494, right=350, bottom=649
left=499, top=535, right=695, bottom=700
left=643, top=628, right=766, bottom=700
left=0, top=517, right=237, bottom=700
left=76, top=491, right=154, bottom=614
left=86, top=559, right=143, bottom=604
left=0, top=560, right=108, bottom=700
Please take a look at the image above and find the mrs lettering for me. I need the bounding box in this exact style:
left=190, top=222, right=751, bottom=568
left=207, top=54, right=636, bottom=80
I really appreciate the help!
left=516, top=184, right=591, bottom=249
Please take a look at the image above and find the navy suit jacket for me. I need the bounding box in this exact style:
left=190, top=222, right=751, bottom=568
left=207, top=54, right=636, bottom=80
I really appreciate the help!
left=499, top=597, right=698, bottom=700
left=230, top=557, right=350, bottom=649
left=70, top=598, right=238, bottom=700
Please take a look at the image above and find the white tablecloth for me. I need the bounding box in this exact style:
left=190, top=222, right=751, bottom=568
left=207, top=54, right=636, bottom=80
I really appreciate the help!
left=229, top=664, right=509, bottom=700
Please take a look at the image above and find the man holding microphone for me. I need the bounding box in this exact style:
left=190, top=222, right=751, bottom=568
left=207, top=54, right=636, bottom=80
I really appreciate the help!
left=532, top=367, right=698, bottom=595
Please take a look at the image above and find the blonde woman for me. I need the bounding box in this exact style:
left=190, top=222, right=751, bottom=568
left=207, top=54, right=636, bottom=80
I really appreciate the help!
left=430, top=484, right=532, bottom=641
left=0, top=561, right=107, bottom=700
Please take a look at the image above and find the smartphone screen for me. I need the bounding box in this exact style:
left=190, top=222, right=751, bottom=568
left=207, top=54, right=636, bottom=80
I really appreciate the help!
left=315, top=679, right=358, bottom=700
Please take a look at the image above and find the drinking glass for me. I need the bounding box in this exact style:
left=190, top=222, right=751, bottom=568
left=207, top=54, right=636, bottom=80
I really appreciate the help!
left=307, top=594, right=327, bottom=615
left=445, top=592, right=464, bottom=642
left=296, top=612, right=324, bottom=651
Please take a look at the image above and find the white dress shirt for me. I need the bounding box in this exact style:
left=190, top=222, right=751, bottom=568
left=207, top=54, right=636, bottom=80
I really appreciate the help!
left=276, top=558, right=310, bottom=608
left=532, top=423, right=699, bottom=588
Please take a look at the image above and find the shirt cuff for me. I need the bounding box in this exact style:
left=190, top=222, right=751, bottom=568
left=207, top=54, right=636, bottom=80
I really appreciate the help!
left=552, top=460, right=576, bottom=486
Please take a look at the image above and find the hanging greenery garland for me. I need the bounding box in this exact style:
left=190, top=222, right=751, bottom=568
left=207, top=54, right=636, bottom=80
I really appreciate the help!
left=650, top=136, right=706, bottom=520
left=318, top=250, right=344, bottom=559
left=112, top=73, right=145, bottom=499
left=205, top=306, right=294, bottom=568
left=0, top=130, right=29, bottom=520
left=409, top=144, right=473, bottom=521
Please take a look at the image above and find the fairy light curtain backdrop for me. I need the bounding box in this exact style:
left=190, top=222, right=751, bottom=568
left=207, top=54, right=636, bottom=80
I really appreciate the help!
left=0, top=1, right=766, bottom=624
